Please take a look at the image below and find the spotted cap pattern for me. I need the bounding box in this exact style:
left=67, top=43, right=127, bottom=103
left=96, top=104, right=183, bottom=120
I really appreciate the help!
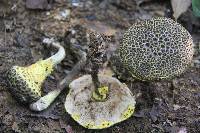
left=7, top=59, right=53, bottom=104
left=120, top=17, right=194, bottom=80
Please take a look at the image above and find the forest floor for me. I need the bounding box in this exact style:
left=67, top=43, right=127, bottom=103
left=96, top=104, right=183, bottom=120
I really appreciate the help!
left=0, top=0, right=200, bottom=133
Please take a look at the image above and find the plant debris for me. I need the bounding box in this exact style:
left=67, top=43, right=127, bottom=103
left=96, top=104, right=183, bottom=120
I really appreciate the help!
left=26, top=0, right=52, bottom=10
left=171, top=0, right=191, bottom=20
left=0, top=0, right=200, bottom=132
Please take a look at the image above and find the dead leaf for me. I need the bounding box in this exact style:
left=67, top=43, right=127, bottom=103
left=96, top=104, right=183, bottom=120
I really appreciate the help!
left=39, top=20, right=70, bottom=37
left=12, top=122, right=21, bottom=132
left=178, top=127, right=187, bottom=133
left=65, top=125, right=74, bottom=133
left=136, top=0, right=152, bottom=6
left=149, top=105, right=160, bottom=122
left=84, top=21, right=117, bottom=36
left=71, top=18, right=117, bottom=36
left=171, top=0, right=191, bottom=20
left=26, top=0, right=52, bottom=10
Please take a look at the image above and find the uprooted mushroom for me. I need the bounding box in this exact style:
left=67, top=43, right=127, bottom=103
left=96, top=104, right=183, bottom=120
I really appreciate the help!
left=7, top=41, right=66, bottom=111
left=64, top=31, right=136, bottom=129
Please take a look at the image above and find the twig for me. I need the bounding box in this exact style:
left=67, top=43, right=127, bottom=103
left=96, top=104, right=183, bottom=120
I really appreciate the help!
left=59, top=50, right=87, bottom=89
left=4, top=20, right=6, bottom=46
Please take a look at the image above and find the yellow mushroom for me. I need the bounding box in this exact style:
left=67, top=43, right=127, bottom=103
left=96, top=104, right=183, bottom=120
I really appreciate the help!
left=7, top=42, right=65, bottom=111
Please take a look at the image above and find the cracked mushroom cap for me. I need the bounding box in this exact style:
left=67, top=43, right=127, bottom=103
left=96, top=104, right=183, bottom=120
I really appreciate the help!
left=119, top=17, right=194, bottom=80
left=65, top=75, right=136, bottom=129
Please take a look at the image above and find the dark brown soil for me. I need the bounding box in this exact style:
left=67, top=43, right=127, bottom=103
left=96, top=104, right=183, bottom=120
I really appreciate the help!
left=0, top=0, right=200, bottom=133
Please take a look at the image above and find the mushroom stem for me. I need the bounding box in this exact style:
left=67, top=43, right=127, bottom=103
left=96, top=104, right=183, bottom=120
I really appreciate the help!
left=91, top=65, right=100, bottom=89
left=86, top=31, right=109, bottom=101
left=28, top=42, right=65, bottom=111
left=30, top=50, right=87, bottom=111
left=90, top=65, right=106, bottom=101
left=29, top=89, right=61, bottom=111
left=46, top=42, right=66, bottom=66
left=89, top=64, right=109, bottom=102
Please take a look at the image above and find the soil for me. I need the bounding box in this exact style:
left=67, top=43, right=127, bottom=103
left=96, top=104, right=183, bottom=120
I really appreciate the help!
left=0, top=0, right=200, bottom=133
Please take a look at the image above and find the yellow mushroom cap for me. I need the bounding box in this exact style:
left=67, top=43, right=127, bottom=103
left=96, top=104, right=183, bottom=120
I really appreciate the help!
left=7, top=42, right=66, bottom=105
left=65, top=75, right=136, bottom=129
left=7, top=59, right=53, bottom=104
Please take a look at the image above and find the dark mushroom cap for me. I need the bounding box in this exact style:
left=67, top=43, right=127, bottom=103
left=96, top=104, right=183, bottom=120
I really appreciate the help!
left=119, top=17, right=194, bottom=80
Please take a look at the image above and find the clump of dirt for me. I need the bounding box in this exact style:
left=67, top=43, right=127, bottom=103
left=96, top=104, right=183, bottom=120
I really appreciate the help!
left=0, top=0, right=200, bottom=133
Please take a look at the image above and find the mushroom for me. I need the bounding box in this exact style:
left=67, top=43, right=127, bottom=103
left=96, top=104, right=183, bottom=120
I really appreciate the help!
left=112, top=17, right=194, bottom=81
left=64, top=31, right=136, bottom=129
left=65, top=75, right=136, bottom=129
left=64, top=17, right=195, bottom=128
left=7, top=41, right=66, bottom=111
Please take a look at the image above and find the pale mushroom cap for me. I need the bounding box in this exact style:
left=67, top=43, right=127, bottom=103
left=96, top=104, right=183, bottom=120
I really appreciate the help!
left=65, top=75, right=136, bottom=129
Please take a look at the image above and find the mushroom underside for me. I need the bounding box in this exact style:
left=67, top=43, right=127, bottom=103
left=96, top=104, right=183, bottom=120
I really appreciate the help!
left=65, top=74, right=136, bottom=129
